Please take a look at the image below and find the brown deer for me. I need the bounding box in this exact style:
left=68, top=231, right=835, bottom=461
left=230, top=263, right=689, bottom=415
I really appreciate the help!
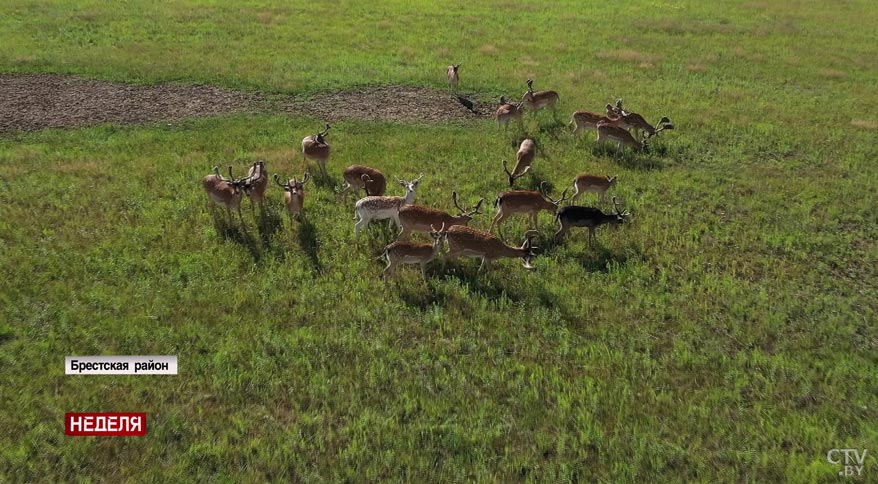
left=203, top=165, right=248, bottom=225
left=340, top=165, right=387, bottom=199
left=302, top=124, right=331, bottom=176
left=397, top=191, right=484, bottom=239
left=490, top=181, right=569, bottom=234
left=354, top=174, right=424, bottom=235
left=571, top=174, right=618, bottom=204
left=274, top=172, right=311, bottom=223
left=379, top=223, right=447, bottom=280
left=447, top=64, right=460, bottom=91
left=502, top=138, right=537, bottom=186
left=445, top=225, right=540, bottom=272
left=521, top=78, right=560, bottom=114
left=243, top=160, right=268, bottom=212
left=496, top=96, right=525, bottom=133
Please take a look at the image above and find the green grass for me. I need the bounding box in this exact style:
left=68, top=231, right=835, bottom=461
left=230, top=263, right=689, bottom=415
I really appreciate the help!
left=2, top=1, right=878, bottom=482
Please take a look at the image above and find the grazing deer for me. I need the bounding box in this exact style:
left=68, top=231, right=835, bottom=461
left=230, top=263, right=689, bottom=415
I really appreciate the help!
left=447, top=64, right=460, bottom=91
left=302, top=124, right=331, bottom=177
left=341, top=165, right=387, bottom=198
left=502, top=138, right=537, bottom=186
left=243, top=160, right=268, bottom=211
left=354, top=174, right=424, bottom=235
left=490, top=181, right=569, bottom=234
left=596, top=122, right=649, bottom=152
left=379, top=223, right=447, bottom=280
left=608, top=100, right=673, bottom=140
left=274, top=172, right=311, bottom=223
left=571, top=174, right=618, bottom=203
left=445, top=225, right=540, bottom=272
left=496, top=96, right=525, bottom=133
left=397, top=191, right=484, bottom=239
left=570, top=106, right=622, bottom=138
left=521, top=79, right=560, bottom=114
left=203, top=165, right=248, bottom=225
left=554, top=196, right=630, bottom=244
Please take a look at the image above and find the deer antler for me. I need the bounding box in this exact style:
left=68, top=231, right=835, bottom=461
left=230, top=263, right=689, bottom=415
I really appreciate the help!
left=300, top=172, right=311, bottom=185
left=452, top=191, right=464, bottom=213
left=273, top=173, right=289, bottom=189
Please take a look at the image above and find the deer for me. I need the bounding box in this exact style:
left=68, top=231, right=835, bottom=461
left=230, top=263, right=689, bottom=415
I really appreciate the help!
left=496, top=96, right=525, bottom=133
left=490, top=181, right=569, bottom=234
left=447, top=64, right=460, bottom=91
left=274, top=172, right=311, bottom=223
left=502, top=138, right=537, bottom=186
left=608, top=99, right=673, bottom=140
left=378, top=223, right=447, bottom=280
left=554, top=196, right=630, bottom=245
left=302, top=124, right=331, bottom=177
left=397, top=191, right=485, bottom=239
left=571, top=174, right=618, bottom=204
left=521, top=79, right=560, bottom=114
left=570, top=105, right=623, bottom=138
left=354, top=174, right=424, bottom=235
left=203, top=165, right=249, bottom=225
left=243, top=160, right=268, bottom=212
left=340, top=165, right=387, bottom=199
left=595, top=122, right=650, bottom=152
left=445, top=225, right=540, bottom=272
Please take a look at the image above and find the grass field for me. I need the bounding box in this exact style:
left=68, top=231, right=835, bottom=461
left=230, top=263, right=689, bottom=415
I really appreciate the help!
left=1, top=0, right=878, bottom=482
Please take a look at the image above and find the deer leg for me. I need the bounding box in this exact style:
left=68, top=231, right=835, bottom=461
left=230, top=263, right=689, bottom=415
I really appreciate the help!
left=420, top=261, right=428, bottom=279
left=355, top=215, right=369, bottom=236
left=531, top=212, right=539, bottom=230
left=490, top=211, right=508, bottom=233
left=478, top=257, right=492, bottom=273
left=554, top=221, right=568, bottom=241
left=383, top=260, right=396, bottom=280
left=398, top=226, right=411, bottom=240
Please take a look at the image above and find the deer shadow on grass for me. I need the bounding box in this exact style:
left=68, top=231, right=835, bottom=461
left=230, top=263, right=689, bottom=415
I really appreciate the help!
left=210, top=210, right=263, bottom=262
left=255, top=205, right=284, bottom=247
left=434, top=259, right=523, bottom=303
left=296, top=218, right=322, bottom=272
left=590, top=143, right=665, bottom=171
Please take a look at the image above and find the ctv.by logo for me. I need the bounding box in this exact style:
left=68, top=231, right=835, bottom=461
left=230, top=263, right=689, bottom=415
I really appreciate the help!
left=828, top=448, right=867, bottom=477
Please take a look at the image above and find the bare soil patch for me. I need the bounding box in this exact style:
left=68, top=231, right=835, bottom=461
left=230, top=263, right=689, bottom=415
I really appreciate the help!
left=0, top=74, right=492, bottom=134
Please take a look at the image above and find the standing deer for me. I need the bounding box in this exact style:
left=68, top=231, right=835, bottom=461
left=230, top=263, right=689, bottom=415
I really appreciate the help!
left=447, top=64, right=460, bottom=91
left=445, top=225, right=540, bottom=272
left=274, top=172, right=311, bottom=223
left=244, top=160, right=268, bottom=212
left=203, top=165, right=249, bottom=225
left=378, top=223, right=447, bottom=280
left=554, top=196, right=630, bottom=244
left=354, top=174, right=424, bottom=235
left=397, top=191, right=484, bottom=239
left=502, top=138, right=537, bottom=186
left=496, top=96, right=525, bottom=133
left=608, top=100, right=673, bottom=140
left=521, top=79, right=560, bottom=114
left=490, top=181, right=569, bottom=234
left=340, top=165, right=387, bottom=199
left=570, top=105, right=623, bottom=138
left=571, top=174, right=618, bottom=204
left=302, top=124, right=331, bottom=177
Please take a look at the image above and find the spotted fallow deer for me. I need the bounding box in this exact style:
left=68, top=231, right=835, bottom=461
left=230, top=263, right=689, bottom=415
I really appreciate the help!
left=378, top=223, right=447, bottom=280
left=496, top=96, right=525, bottom=133
left=274, top=172, right=311, bottom=223
left=502, top=138, right=537, bottom=186
left=571, top=174, right=618, bottom=204
left=397, top=191, right=484, bottom=239
left=445, top=225, right=540, bottom=272
left=521, top=79, right=560, bottom=114
left=570, top=104, right=623, bottom=138
left=608, top=99, right=673, bottom=140
left=203, top=165, right=248, bottom=225
left=490, top=181, right=569, bottom=234
left=302, top=124, right=331, bottom=176
left=554, top=196, right=630, bottom=244
left=595, top=122, right=650, bottom=152
left=447, top=64, right=460, bottom=91
left=354, top=174, right=424, bottom=235
left=243, top=160, right=268, bottom=211
left=340, top=165, right=387, bottom=199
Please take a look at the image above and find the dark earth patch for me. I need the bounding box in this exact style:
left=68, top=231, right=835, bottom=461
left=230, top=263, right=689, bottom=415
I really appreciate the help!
left=0, top=74, right=492, bottom=133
